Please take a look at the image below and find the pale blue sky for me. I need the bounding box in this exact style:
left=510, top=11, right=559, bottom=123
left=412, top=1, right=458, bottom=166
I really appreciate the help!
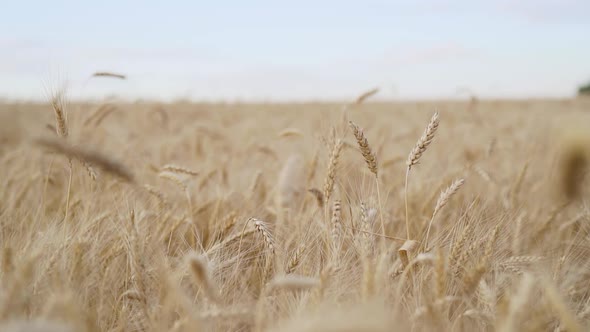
left=2, top=0, right=590, bottom=101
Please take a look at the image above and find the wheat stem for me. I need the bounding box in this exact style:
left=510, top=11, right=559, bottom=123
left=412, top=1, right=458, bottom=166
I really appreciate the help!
left=405, top=169, right=411, bottom=240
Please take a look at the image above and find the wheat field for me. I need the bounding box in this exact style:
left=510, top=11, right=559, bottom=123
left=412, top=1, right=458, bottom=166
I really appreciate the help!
left=1, top=97, right=590, bottom=331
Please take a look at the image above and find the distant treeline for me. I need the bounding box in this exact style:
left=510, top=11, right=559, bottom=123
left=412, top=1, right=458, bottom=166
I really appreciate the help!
left=579, top=81, right=590, bottom=96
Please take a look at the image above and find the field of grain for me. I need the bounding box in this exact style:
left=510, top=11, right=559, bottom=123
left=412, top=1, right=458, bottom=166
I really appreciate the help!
left=1, top=97, right=590, bottom=331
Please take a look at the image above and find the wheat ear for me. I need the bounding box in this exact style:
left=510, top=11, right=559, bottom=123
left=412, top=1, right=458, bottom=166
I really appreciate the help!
left=406, top=112, right=440, bottom=170
left=323, top=139, right=343, bottom=203
left=188, top=253, right=220, bottom=303
left=92, top=71, right=126, bottom=80
left=161, top=164, right=199, bottom=176
left=308, top=188, right=324, bottom=208
left=462, top=226, right=498, bottom=295
left=358, top=203, right=376, bottom=254
left=249, top=218, right=275, bottom=254
left=50, top=91, right=68, bottom=138
left=349, top=121, right=378, bottom=177
left=424, top=178, right=465, bottom=249
left=331, top=199, right=342, bottom=245
left=354, top=87, right=379, bottom=105
left=286, top=245, right=304, bottom=274
left=278, top=128, right=304, bottom=138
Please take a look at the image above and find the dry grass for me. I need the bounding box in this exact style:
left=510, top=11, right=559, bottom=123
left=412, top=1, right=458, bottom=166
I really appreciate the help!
left=1, top=98, right=590, bottom=331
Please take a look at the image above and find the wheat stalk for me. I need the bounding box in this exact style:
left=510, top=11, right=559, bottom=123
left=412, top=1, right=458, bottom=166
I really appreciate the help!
left=277, top=154, right=304, bottom=211
left=188, top=253, right=220, bottom=303
left=1, top=247, right=13, bottom=276
left=540, top=276, right=584, bottom=332
left=361, top=259, right=376, bottom=301
left=435, top=247, right=446, bottom=299
left=269, top=275, right=320, bottom=291
left=206, top=228, right=257, bottom=254
left=348, top=120, right=385, bottom=241
left=92, top=106, right=117, bottom=127
left=48, top=89, right=73, bottom=224
left=405, top=111, right=440, bottom=240
left=307, top=150, right=319, bottom=184
left=84, top=104, right=114, bottom=126
left=510, top=162, right=529, bottom=204
left=511, top=212, right=525, bottom=255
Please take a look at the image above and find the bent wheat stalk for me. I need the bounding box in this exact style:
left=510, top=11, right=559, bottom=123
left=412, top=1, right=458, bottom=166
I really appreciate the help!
left=34, top=137, right=135, bottom=183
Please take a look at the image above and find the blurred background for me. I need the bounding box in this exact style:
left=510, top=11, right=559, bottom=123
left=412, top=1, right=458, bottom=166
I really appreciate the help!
left=2, top=0, right=590, bottom=102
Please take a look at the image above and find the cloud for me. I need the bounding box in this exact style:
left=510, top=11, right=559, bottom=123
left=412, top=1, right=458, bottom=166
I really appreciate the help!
left=494, top=0, right=590, bottom=24
left=401, top=43, right=482, bottom=65
left=376, top=42, right=483, bottom=68
left=376, top=1, right=590, bottom=24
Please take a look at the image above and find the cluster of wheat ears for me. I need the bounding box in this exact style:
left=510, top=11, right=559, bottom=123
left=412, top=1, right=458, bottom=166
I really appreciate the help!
left=0, top=91, right=590, bottom=332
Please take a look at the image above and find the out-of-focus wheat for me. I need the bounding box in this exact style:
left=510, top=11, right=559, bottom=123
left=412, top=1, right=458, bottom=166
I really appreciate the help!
left=2, top=100, right=589, bottom=332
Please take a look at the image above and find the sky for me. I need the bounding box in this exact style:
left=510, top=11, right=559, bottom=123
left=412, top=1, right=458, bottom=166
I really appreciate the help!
left=1, top=0, right=590, bottom=101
